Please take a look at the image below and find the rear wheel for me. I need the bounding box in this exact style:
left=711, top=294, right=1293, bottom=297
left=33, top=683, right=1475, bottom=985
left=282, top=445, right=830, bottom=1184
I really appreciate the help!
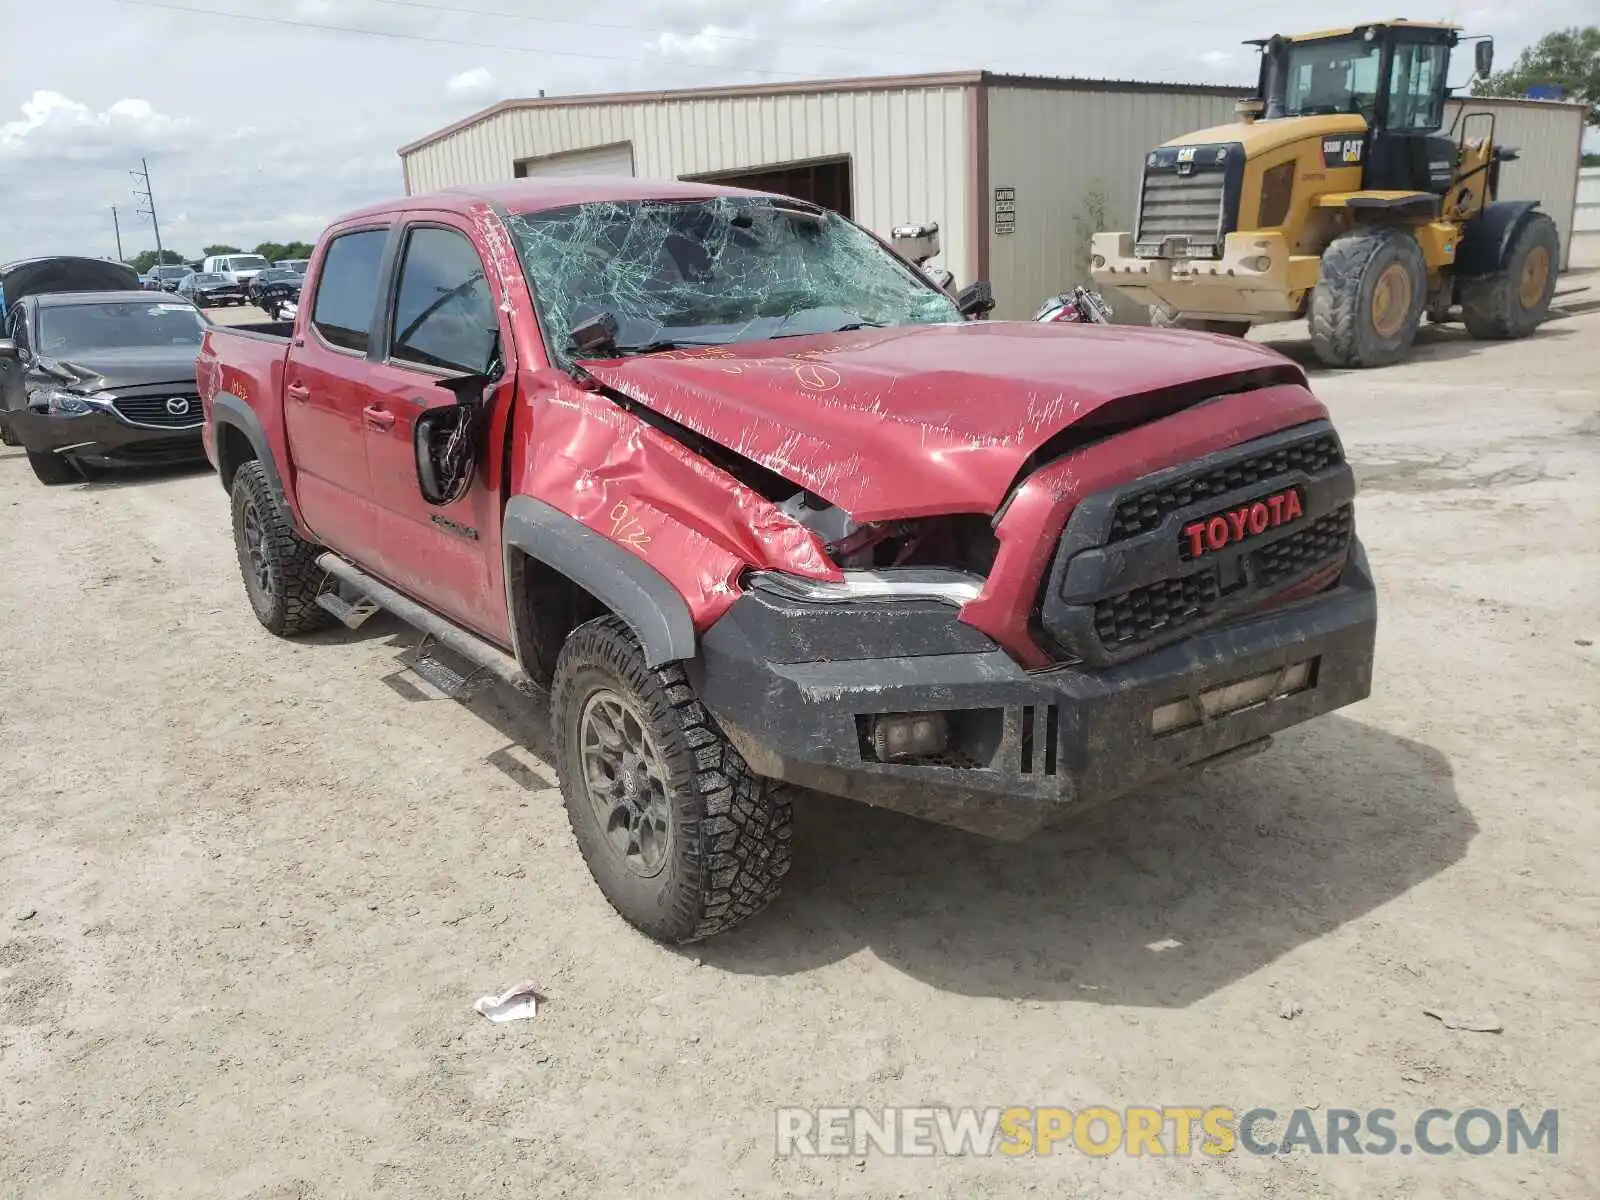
left=1461, top=213, right=1560, bottom=340
left=552, top=616, right=792, bottom=943
left=230, top=459, right=335, bottom=636
left=26, top=450, right=79, bottom=486
left=1309, top=226, right=1426, bottom=368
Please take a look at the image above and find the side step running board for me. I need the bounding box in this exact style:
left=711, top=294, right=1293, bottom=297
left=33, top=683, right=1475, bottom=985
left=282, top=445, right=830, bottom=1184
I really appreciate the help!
left=315, top=553, right=535, bottom=695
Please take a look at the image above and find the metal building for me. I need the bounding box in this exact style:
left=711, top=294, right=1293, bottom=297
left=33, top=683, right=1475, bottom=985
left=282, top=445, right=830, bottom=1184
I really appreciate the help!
left=398, top=71, right=1588, bottom=320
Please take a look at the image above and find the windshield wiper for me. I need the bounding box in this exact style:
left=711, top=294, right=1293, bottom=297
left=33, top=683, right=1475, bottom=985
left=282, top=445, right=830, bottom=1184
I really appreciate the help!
left=609, top=337, right=729, bottom=356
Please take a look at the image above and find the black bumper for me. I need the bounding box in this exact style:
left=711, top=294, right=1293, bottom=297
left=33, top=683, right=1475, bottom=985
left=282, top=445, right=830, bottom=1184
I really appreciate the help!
left=7, top=407, right=204, bottom=468
left=689, top=545, right=1377, bottom=840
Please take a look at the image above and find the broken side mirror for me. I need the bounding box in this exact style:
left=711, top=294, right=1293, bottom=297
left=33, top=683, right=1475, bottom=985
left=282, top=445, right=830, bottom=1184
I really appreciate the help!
left=1474, top=38, right=1494, bottom=79
left=569, top=311, right=619, bottom=356
left=956, top=280, right=995, bottom=319
left=414, top=333, right=501, bottom=507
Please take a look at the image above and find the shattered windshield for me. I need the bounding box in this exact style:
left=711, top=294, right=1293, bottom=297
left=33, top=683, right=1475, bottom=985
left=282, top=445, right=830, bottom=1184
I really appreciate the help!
left=505, top=197, right=960, bottom=367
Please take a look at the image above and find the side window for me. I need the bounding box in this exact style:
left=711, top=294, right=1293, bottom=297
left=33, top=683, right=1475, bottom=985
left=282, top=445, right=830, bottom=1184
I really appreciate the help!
left=388, top=227, right=497, bottom=374
left=8, top=306, right=29, bottom=353
left=311, top=229, right=389, bottom=354
left=1388, top=42, right=1447, bottom=130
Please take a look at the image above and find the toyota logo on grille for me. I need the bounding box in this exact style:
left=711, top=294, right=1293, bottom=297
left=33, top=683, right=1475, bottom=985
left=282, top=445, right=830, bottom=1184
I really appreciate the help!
left=165, top=397, right=191, bottom=416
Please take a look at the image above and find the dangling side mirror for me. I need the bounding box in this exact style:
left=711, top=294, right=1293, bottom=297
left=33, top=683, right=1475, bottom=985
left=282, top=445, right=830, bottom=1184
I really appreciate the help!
left=956, top=280, right=995, bottom=319
left=414, top=335, right=500, bottom=506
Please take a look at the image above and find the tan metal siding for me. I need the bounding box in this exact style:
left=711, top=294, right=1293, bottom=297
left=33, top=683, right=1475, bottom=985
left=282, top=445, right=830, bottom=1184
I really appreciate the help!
left=1444, top=98, right=1585, bottom=269
left=983, top=85, right=1241, bottom=319
left=400, top=85, right=972, bottom=284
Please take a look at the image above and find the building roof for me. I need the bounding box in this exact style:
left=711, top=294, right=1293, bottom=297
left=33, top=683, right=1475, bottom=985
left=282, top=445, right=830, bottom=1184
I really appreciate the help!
left=397, top=69, right=1252, bottom=157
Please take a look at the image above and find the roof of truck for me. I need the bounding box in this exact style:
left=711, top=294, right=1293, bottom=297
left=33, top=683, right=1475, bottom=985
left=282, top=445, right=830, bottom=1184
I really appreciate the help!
left=335, top=177, right=772, bottom=226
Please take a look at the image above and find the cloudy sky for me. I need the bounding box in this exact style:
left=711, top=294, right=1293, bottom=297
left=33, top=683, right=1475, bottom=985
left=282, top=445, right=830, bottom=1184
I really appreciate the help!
left=0, top=0, right=1590, bottom=263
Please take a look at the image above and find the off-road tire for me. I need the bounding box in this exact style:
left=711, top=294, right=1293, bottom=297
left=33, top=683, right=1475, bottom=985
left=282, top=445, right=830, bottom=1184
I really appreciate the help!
left=230, top=459, right=334, bottom=636
left=1460, top=212, right=1560, bottom=341
left=1309, top=226, right=1427, bottom=368
left=552, top=616, right=792, bottom=943
left=26, top=450, right=78, bottom=486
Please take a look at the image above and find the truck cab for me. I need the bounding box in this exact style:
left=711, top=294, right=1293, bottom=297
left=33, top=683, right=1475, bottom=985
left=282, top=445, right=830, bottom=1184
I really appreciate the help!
left=198, top=179, right=1377, bottom=944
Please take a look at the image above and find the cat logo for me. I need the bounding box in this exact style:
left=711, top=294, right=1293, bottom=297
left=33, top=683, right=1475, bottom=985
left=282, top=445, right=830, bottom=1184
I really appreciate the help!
left=1322, top=137, right=1364, bottom=167
left=1176, top=147, right=1197, bottom=163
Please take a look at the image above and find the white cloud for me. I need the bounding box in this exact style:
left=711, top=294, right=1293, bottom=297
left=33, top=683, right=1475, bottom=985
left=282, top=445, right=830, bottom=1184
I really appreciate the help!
left=652, top=25, right=745, bottom=62
left=447, top=67, right=498, bottom=98
left=0, top=91, right=190, bottom=164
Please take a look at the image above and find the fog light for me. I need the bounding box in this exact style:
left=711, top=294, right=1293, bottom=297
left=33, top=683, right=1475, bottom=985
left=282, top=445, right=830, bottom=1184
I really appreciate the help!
left=1150, top=659, right=1316, bottom=736
left=1092, top=254, right=1106, bottom=269
left=1249, top=255, right=1272, bottom=272
left=872, top=712, right=949, bottom=761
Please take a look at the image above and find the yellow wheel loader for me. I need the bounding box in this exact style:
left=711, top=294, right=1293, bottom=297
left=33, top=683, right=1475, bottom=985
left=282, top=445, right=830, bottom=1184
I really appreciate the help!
left=1090, top=20, right=1561, bottom=368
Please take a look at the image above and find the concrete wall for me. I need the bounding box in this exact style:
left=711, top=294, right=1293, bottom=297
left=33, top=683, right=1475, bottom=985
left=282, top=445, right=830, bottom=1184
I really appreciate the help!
left=983, top=84, right=1243, bottom=320
left=1575, top=166, right=1600, bottom=234
left=400, top=83, right=974, bottom=289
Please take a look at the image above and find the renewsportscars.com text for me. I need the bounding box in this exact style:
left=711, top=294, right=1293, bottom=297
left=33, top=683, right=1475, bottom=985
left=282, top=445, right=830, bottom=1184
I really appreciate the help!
left=776, top=1106, right=1559, bottom=1158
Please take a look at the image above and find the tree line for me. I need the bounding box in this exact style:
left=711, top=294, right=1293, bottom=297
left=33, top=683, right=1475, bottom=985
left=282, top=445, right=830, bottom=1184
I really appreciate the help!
left=127, top=241, right=317, bottom=274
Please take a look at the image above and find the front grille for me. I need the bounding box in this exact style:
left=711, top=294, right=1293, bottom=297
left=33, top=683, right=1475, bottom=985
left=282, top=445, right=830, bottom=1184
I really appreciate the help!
left=111, top=392, right=202, bottom=429
left=1136, top=171, right=1226, bottom=248
left=1109, top=433, right=1343, bottom=542
left=1092, top=505, right=1354, bottom=651
left=1253, top=506, right=1353, bottom=587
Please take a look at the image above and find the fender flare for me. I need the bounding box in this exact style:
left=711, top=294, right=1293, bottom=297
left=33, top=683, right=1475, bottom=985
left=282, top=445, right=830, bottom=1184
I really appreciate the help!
left=211, top=392, right=287, bottom=505
left=1456, top=200, right=1541, bottom=279
left=502, top=495, right=696, bottom=668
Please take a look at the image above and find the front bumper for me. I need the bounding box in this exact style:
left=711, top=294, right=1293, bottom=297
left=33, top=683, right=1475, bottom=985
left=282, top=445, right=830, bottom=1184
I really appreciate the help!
left=1090, top=231, right=1320, bottom=323
left=689, top=547, right=1376, bottom=840
left=7, top=406, right=204, bottom=468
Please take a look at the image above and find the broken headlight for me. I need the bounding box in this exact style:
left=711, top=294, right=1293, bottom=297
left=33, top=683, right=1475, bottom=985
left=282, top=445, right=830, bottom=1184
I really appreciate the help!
left=29, top=387, right=97, bottom=416
left=747, top=568, right=985, bottom=607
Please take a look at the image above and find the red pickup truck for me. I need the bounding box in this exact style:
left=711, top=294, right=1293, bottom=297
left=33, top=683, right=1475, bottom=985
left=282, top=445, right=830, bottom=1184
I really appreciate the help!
left=198, top=179, right=1376, bottom=944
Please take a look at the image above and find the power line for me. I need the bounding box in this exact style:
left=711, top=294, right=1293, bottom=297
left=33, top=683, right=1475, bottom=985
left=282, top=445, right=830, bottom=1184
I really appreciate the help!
left=111, top=0, right=811, bottom=79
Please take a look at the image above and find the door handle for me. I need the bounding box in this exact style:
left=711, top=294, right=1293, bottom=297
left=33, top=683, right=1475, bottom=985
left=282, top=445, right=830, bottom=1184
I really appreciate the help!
left=363, top=404, right=396, bottom=431
left=286, top=383, right=310, bottom=402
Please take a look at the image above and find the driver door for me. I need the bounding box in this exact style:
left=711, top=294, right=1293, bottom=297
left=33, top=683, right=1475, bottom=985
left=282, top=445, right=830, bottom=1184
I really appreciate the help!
left=360, top=218, right=517, bottom=642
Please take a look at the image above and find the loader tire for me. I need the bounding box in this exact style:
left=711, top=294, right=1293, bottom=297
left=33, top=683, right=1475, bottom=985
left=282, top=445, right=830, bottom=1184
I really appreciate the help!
left=1460, top=212, right=1559, bottom=340
left=553, top=616, right=792, bottom=944
left=1309, top=226, right=1426, bottom=368
left=230, top=459, right=334, bottom=636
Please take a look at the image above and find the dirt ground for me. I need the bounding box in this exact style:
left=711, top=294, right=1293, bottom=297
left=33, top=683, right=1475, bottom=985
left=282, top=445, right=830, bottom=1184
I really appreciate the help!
left=2, top=252, right=1598, bottom=1200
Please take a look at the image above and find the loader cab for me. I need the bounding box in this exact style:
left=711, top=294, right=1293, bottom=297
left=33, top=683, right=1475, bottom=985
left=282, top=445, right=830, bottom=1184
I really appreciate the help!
left=1256, top=23, right=1477, bottom=199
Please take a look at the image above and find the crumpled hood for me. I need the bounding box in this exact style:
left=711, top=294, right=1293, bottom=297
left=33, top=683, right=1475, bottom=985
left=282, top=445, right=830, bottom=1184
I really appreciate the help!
left=579, top=321, right=1303, bottom=520
left=31, top=345, right=202, bottom=394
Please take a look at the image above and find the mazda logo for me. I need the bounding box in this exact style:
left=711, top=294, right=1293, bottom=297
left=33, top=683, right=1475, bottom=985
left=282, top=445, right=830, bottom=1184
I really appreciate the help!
left=165, top=397, right=191, bottom=416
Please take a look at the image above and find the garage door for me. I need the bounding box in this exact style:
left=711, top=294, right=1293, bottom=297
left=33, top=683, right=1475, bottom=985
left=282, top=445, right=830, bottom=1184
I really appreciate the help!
left=514, top=143, right=635, bottom=178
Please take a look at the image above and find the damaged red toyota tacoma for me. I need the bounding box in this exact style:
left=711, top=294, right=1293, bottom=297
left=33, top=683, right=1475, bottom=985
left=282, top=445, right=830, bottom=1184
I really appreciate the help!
left=197, top=179, right=1376, bottom=943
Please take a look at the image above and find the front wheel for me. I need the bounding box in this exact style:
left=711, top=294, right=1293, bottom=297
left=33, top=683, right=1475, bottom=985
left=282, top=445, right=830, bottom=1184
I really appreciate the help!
left=230, top=460, right=335, bottom=635
left=1461, top=213, right=1560, bottom=340
left=26, top=450, right=79, bottom=486
left=552, top=616, right=792, bottom=944
left=1309, top=226, right=1426, bottom=368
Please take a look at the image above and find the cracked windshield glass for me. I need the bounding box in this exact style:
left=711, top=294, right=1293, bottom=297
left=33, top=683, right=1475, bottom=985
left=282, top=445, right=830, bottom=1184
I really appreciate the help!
left=505, top=197, right=960, bottom=367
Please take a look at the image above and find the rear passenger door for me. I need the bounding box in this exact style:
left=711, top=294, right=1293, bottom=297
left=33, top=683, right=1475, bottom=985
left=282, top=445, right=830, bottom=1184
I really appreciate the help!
left=358, top=219, right=516, bottom=641
left=283, top=225, right=391, bottom=557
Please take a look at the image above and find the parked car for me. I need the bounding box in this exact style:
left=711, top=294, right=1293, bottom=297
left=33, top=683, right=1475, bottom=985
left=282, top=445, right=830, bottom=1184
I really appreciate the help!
left=245, top=266, right=303, bottom=317
left=144, top=264, right=194, bottom=293
left=178, top=271, right=245, bottom=307
left=198, top=179, right=1376, bottom=944
left=0, top=257, right=207, bottom=484
left=277, top=259, right=310, bottom=276
left=200, top=253, right=271, bottom=287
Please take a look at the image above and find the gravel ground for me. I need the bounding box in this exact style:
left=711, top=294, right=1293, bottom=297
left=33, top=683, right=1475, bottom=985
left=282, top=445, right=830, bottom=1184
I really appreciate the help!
left=2, top=253, right=1597, bottom=1199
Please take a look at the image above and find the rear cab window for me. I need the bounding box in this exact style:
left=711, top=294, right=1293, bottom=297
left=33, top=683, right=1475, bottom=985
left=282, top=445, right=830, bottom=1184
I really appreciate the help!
left=310, top=230, right=389, bottom=354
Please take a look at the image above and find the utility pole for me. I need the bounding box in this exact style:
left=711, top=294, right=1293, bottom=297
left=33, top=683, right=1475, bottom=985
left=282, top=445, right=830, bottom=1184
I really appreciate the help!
left=110, top=206, right=125, bottom=262
left=130, top=157, right=165, bottom=263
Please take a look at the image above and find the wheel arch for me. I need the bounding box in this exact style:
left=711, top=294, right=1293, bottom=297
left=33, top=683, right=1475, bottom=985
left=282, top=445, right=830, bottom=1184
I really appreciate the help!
left=503, top=495, right=697, bottom=679
left=1456, top=201, right=1543, bottom=279
left=211, top=393, right=285, bottom=501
